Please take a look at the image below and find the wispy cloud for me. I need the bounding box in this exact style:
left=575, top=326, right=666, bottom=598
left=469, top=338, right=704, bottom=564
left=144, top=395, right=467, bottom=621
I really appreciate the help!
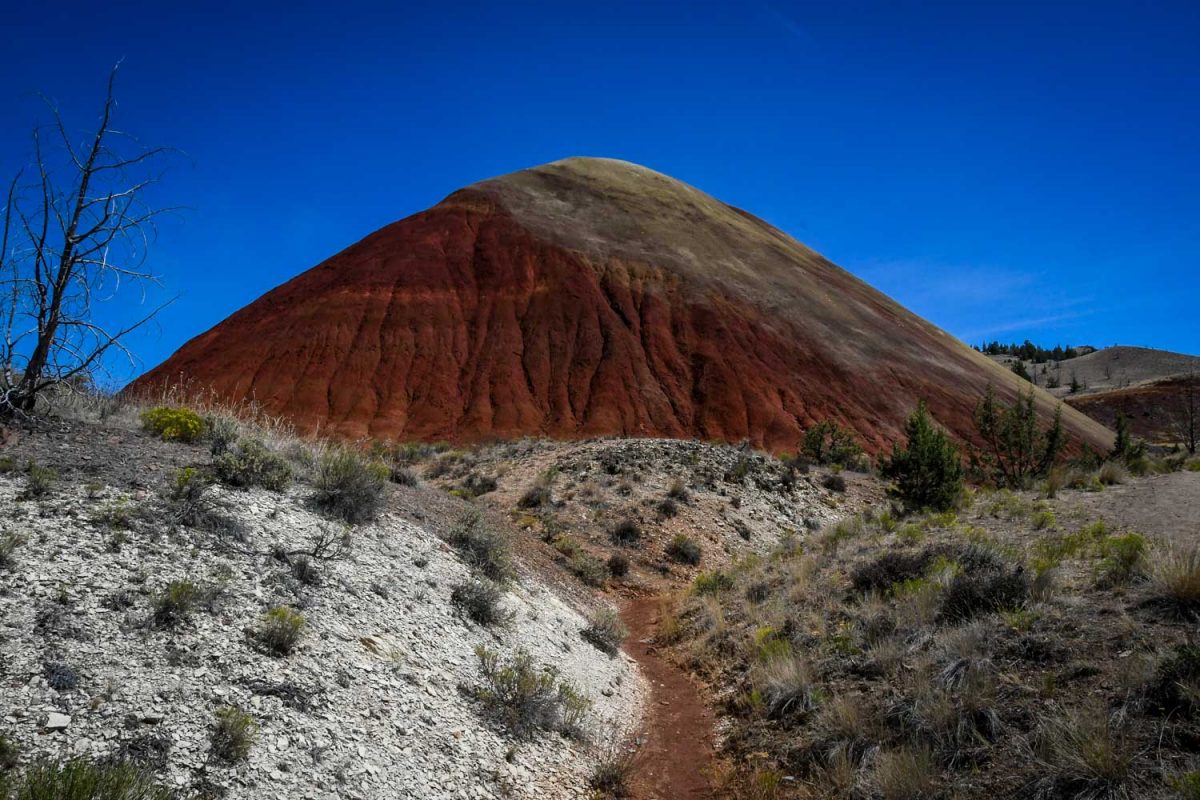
left=847, top=258, right=1099, bottom=345
left=762, top=3, right=816, bottom=46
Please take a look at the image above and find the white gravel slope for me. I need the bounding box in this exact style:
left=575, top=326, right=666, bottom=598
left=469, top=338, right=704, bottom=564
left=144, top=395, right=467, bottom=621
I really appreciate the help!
left=0, top=477, right=645, bottom=799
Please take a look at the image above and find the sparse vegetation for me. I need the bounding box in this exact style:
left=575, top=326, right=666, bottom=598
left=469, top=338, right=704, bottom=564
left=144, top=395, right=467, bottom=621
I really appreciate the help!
left=469, top=646, right=590, bottom=739
left=581, top=608, right=628, bottom=656
left=609, top=518, right=642, bottom=547
left=152, top=580, right=199, bottom=626
left=210, top=706, right=257, bottom=763
left=446, top=510, right=514, bottom=582
left=311, top=448, right=389, bottom=523
left=451, top=579, right=511, bottom=626
left=21, top=462, right=57, bottom=499
left=665, top=533, right=702, bottom=565
left=0, top=759, right=171, bottom=800
left=255, top=606, right=305, bottom=655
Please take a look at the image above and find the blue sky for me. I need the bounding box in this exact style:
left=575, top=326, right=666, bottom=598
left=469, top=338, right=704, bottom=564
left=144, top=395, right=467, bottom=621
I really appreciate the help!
left=3, top=0, right=1198, bottom=384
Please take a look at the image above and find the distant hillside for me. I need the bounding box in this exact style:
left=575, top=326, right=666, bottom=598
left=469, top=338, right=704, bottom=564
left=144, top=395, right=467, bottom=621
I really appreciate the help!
left=991, top=345, right=1200, bottom=398
left=990, top=345, right=1200, bottom=448
left=130, top=157, right=1112, bottom=455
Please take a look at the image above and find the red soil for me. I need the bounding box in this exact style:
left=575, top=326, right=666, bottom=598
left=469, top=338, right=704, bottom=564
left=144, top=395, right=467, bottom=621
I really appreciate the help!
left=621, top=595, right=715, bottom=800
left=130, top=158, right=1112, bottom=455
left=1067, top=375, right=1198, bottom=445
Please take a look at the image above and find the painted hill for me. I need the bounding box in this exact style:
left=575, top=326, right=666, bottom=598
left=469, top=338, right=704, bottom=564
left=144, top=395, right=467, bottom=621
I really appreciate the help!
left=130, top=157, right=1112, bottom=454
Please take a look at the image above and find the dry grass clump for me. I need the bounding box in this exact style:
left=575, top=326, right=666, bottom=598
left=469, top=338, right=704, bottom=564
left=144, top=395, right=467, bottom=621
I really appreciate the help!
left=873, top=743, right=938, bottom=800
left=753, top=651, right=818, bottom=719
left=1149, top=544, right=1200, bottom=614
left=1030, top=707, right=1135, bottom=798
left=1098, top=460, right=1129, bottom=486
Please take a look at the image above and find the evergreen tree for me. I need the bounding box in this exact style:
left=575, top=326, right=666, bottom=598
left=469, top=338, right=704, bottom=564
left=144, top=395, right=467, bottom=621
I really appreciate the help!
left=881, top=401, right=964, bottom=512
left=972, top=386, right=1065, bottom=488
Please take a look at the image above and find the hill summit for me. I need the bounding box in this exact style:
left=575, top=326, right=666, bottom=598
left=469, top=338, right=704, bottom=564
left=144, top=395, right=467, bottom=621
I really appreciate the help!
left=132, top=157, right=1111, bottom=453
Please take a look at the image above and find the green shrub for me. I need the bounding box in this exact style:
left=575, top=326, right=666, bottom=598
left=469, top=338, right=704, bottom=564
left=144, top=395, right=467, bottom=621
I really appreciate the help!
left=214, top=438, right=292, bottom=491
left=1096, top=532, right=1148, bottom=587
left=693, top=570, right=734, bottom=594
left=451, top=579, right=511, bottom=626
left=1, top=759, right=171, bottom=799
left=141, top=406, right=205, bottom=443
left=311, top=449, right=389, bottom=523
left=210, top=706, right=257, bottom=762
left=1032, top=509, right=1057, bottom=530
left=581, top=608, right=628, bottom=656
left=152, top=580, right=199, bottom=626
left=256, top=607, right=305, bottom=655
left=851, top=551, right=932, bottom=595
left=880, top=401, right=964, bottom=512
left=204, top=414, right=239, bottom=456
left=802, top=421, right=864, bottom=466
left=447, top=510, right=513, bottom=582
left=666, top=534, right=702, bottom=565
left=469, top=646, right=590, bottom=739
left=568, top=553, right=608, bottom=587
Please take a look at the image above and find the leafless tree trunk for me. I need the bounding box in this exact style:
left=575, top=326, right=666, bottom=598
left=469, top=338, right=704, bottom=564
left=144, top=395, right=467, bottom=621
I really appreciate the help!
left=1, top=64, right=174, bottom=416
left=1170, top=372, right=1198, bottom=455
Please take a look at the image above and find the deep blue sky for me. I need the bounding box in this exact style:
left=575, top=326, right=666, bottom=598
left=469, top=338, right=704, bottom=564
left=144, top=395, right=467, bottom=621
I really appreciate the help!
left=4, top=0, right=1198, bottom=385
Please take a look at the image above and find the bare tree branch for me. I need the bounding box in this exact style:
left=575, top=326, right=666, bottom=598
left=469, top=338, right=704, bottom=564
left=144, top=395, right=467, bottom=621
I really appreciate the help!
left=1, top=64, right=176, bottom=416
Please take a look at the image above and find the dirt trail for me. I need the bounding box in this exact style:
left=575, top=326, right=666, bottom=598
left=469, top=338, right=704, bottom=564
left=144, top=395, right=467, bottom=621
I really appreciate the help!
left=621, top=595, right=715, bottom=800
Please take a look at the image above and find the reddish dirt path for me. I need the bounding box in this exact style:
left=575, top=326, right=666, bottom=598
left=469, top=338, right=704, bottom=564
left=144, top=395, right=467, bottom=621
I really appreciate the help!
left=621, top=595, right=715, bottom=800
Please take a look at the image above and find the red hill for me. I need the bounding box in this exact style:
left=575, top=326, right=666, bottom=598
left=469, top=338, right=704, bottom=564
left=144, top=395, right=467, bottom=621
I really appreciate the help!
left=131, top=157, right=1112, bottom=454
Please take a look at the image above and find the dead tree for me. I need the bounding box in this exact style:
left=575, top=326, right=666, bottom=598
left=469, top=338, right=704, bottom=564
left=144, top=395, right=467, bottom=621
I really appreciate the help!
left=1, top=64, right=174, bottom=416
left=1170, top=372, right=1198, bottom=455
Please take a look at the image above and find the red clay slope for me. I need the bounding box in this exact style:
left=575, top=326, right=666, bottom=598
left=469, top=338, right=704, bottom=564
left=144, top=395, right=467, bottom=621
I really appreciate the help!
left=130, top=157, right=1112, bottom=455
